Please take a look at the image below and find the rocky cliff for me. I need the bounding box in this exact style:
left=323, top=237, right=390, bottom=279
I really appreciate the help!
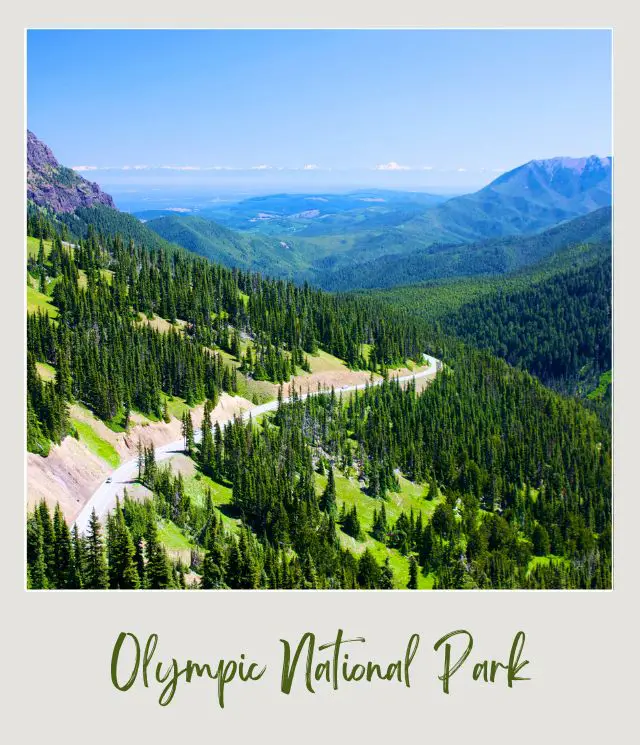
left=27, top=130, right=116, bottom=213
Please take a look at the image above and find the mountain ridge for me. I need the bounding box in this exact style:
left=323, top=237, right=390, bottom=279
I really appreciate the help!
left=398, top=154, right=612, bottom=243
left=27, top=131, right=116, bottom=213
left=316, top=206, right=612, bottom=291
left=26, top=133, right=612, bottom=291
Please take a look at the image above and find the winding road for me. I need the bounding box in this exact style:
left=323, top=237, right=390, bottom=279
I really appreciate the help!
left=73, top=354, right=442, bottom=533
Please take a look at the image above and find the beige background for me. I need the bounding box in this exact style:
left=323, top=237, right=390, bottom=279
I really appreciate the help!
left=2, top=4, right=638, bottom=742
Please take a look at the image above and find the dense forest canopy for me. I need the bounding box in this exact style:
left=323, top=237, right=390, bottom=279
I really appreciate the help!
left=364, top=238, right=612, bottom=409
left=26, top=210, right=427, bottom=454
left=26, top=203, right=612, bottom=590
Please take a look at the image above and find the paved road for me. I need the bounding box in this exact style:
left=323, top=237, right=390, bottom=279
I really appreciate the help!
left=73, top=354, right=441, bottom=533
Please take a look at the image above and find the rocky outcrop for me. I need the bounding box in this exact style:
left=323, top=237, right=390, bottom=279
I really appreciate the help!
left=27, top=130, right=116, bottom=213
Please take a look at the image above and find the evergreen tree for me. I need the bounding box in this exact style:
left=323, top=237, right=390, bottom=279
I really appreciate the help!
left=407, top=555, right=419, bottom=589
left=380, top=557, right=394, bottom=589
left=320, top=466, right=337, bottom=516
left=85, top=508, right=109, bottom=589
left=145, top=521, right=174, bottom=589
left=107, top=499, right=141, bottom=589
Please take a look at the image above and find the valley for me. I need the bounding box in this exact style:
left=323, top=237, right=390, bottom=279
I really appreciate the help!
left=25, top=132, right=612, bottom=591
left=140, top=158, right=611, bottom=290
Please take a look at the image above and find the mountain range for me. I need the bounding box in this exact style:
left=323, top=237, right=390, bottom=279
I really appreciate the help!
left=27, top=131, right=612, bottom=290
left=145, top=154, right=611, bottom=286
left=399, top=155, right=612, bottom=244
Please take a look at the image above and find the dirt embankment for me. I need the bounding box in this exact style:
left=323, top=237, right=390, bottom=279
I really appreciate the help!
left=27, top=392, right=254, bottom=521
left=281, top=360, right=432, bottom=398
left=281, top=368, right=376, bottom=398
left=28, top=439, right=111, bottom=523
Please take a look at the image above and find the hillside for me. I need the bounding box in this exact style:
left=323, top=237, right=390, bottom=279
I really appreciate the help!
left=400, top=155, right=612, bottom=241
left=366, top=237, right=611, bottom=398
left=318, top=206, right=612, bottom=290
left=29, top=136, right=612, bottom=291
left=303, top=157, right=611, bottom=287
left=134, top=158, right=612, bottom=288
left=146, top=213, right=309, bottom=275
left=441, top=255, right=611, bottom=395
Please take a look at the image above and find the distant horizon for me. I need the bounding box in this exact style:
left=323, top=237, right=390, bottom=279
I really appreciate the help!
left=104, top=182, right=472, bottom=214
left=37, top=142, right=612, bottom=214
left=82, top=154, right=612, bottom=213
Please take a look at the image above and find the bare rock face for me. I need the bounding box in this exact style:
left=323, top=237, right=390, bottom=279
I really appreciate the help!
left=27, top=130, right=116, bottom=213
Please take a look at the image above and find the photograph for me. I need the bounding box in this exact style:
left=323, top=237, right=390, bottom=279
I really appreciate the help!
left=25, top=28, right=612, bottom=591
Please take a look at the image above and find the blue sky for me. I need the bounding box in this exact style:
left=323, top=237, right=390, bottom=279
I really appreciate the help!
left=27, top=29, right=611, bottom=193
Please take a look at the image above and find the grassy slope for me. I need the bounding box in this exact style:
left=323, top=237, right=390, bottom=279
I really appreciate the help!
left=27, top=284, right=58, bottom=317
left=158, top=445, right=442, bottom=587
left=158, top=519, right=195, bottom=551
left=71, top=417, right=121, bottom=468
left=27, top=236, right=53, bottom=258
left=146, top=214, right=311, bottom=277
left=587, top=369, right=612, bottom=401
left=315, top=469, right=441, bottom=588
left=36, top=361, right=56, bottom=381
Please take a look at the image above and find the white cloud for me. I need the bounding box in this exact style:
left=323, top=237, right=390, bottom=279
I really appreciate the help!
left=457, top=167, right=467, bottom=172
left=374, top=161, right=411, bottom=171
left=160, top=165, right=201, bottom=171
left=71, top=162, right=343, bottom=173
left=421, top=166, right=434, bottom=171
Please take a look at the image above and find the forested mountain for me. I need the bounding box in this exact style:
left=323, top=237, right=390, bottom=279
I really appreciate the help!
left=399, top=155, right=611, bottom=243
left=144, top=160, right=610, bottom=289
left=316, top=206, right=612, bottom=290
left=27, top=216, right=425, bottom=451
left=366, top=237, right=611, bottom=403
left=25, top=135, right=612, bottom=590
left=146, top=213, right=309, bottom=275
left=443, top=256, right=611, bottom=393
left=144, top=199, right=612, bottom=291
left=26, top=224, right=612, bottom=590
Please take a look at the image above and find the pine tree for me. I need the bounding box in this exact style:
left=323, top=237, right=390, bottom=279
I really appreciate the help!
left=38, top=500, right=56, bottom=587
left=53, top=503, right=74, bottom=588
left=380, top=557, right=394, bottom=589
left=201, top=522, right=226, bottom=589
left=357, top=549, right=380, bottom=588
left=407, top=555, right=419, bottom=589
left=70, top=523, right=84, bottom=588
left=145, top=521, right=173, bottom=589
left=320, top=466, right=337, bottom=516
left=427, top=479, right=438, bottom=501
left=107, top=499, right=141, bottom=589
left=342, top=506, right=362, bottom=540
left=26, top=509, right=48, bottom=589
left=85, top=508, right=109, bottom=589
